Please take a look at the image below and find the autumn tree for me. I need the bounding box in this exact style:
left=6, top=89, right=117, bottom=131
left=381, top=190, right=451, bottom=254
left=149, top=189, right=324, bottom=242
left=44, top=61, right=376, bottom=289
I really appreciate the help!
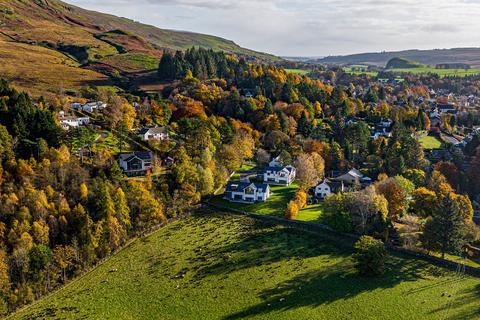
left=127, top=181, right=165, bottom=231
left=434, top=161, right=459, bottom=191
left=285, top=201, right=299, bottom=220
left=255, top=149, right=270, bottom=167
left=52, top=245, right=76, bottom=283
left=350, top=187, right=389, bottom=236
left=196, top=165, right=215, bottom=196
left=411, top=187, right=437, bottom=217
left=376, top=177, right=410, bottom=220
left=0, top=250, right=10, bottom=314
left=295, top=153, right=324, bottom=190
left=104, top=96, right=136, bottom=131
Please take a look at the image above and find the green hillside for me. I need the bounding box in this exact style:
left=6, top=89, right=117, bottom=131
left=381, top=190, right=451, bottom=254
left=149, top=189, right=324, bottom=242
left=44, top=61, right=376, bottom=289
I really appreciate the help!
left=386, top=57, right=425, bottom=69
left=0, top=0, right=279, bottom=95
left=10, top=212, right=480, bottom=320
left=316, top=47, right=480, bottom=67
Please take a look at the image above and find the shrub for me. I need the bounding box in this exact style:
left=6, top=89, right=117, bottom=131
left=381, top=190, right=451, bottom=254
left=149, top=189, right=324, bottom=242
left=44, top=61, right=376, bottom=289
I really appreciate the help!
left=293, top=190, right=307, bottom=209
left=285, top=201, right=299, bottom=220
left=324, top=210, right=353, bottom=233
left=353, top=236, right=388, bottom=276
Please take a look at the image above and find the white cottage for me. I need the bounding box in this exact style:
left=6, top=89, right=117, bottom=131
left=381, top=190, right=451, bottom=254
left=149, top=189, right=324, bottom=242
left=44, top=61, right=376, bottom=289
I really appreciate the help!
left=81, top=101, right=107, bottom=113
left=59, top=114, right=90, bottom=130
left=224, top=182, right=271, bottom=203
left=138, top=127, right=169, bottom=141
left=260, top=165, right=296, bottom=186
left=335, top=168, right=363, bottom=185
left=314, top=179, right=345, bottom=199
left=268, top=156, right=283, bottom=167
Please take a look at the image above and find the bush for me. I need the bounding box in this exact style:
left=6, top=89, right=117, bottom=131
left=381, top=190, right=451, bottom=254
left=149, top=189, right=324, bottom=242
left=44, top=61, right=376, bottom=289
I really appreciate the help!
left=285, top=201, right=299, bottom=220
left=353, top=236, right=388, bottom=276
left=324, top=210, right=353, bottom=233
left=293, top=190, right=307, bottom=209
left=285, top=190, right=307, bottom=220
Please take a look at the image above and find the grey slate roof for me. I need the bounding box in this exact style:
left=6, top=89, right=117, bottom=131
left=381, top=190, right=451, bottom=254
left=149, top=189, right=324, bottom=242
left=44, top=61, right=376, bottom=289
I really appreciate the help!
left=225, top=182, right=269, bottom=193
left=260, top=166, right=294, bottom=174
left=119, top=152, right=152, bottom=163
left=139, top=127, right=168, bottom=135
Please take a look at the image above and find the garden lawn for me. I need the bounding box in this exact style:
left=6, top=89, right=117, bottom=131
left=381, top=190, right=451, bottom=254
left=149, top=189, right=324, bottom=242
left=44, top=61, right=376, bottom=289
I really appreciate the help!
left=239, top=163, right=256, bottom=171
left=211, top=184, right=299, bottom=216
left=297, top=204, right=326, bottom=222
left=10, top=212, right=480, bottom=320
left=418, top=135, right=443, bottom=149
left=94, top=130, right=132, bottom=154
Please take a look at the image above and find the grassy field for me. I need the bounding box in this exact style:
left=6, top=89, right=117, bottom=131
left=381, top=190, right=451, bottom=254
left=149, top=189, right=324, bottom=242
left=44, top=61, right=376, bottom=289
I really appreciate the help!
left=211, top=184, right=298, bottom=216
left=418, top=135, right=443, bottom=149
left=297, top=204, right=326, bottom=222
left=100, top=53, right=160, bottom=73
left=344, top=66, right=480, bottom=78
left=344, top=67, right=378, bottom=77
left=390, top=67, right=480, bottom=77
left=285, top=69, right=310, bottom=75
left=10, top=212, right=480, bottom=320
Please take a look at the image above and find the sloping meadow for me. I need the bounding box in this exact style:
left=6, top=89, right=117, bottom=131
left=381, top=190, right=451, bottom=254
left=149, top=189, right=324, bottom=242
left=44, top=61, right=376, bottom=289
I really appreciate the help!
left=11, top=211, right=480, bottom=320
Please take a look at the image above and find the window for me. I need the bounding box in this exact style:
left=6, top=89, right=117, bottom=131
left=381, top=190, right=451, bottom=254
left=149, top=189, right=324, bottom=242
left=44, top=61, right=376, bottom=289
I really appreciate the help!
left=245, top=187, right=255, bottom=195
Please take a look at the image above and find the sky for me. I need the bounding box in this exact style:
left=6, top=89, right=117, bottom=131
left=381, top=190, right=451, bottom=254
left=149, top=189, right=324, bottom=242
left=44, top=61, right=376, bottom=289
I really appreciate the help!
left=65, top=0, right=480, bottom=57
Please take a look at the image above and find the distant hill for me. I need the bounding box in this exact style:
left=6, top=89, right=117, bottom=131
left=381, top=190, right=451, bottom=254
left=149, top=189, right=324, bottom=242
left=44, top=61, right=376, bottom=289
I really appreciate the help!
left=314, top=48, right=480, bottom=68
left=385, top=57, right=425, bottom=69
left=0, top=0, right=279, bottom=95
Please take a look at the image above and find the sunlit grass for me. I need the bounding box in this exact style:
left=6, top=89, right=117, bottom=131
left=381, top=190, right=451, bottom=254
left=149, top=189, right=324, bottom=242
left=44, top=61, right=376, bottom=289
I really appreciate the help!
left=11, top=212, right=480, bottom=320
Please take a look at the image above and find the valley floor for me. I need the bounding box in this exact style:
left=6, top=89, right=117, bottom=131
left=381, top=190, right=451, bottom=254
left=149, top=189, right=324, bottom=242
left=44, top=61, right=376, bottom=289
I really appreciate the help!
left=10, top=211, right=480, bottom=320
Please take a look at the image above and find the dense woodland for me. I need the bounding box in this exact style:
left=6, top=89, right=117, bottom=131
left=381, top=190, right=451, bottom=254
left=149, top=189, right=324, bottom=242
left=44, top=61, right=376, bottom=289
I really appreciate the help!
left=1, top=48, right=480, bottom=314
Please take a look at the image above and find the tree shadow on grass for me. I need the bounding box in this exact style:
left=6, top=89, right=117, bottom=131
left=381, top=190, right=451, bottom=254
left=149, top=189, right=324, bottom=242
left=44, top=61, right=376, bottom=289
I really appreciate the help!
left=427, top=283, right=480, bottom=320
left=222, top=256, right=438, bottom=320
left=178, top=214, right=445, bottom=319
left=190, top=218, right=351, bottom=281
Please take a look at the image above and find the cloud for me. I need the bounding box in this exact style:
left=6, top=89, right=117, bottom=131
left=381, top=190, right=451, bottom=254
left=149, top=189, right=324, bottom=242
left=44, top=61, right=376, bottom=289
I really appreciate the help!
left=65, top=0, right=480, bottom=56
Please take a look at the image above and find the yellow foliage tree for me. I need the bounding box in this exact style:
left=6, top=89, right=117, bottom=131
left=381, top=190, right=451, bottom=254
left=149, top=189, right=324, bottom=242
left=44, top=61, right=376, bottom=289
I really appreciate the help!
left=285, top=201, right=299, bottom=220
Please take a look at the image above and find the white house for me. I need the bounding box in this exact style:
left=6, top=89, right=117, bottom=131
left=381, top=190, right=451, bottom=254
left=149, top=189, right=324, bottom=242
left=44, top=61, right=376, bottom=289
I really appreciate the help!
left=82, top=103, right=97, bottom=113
left=118, top=152, right=153, bottom=177
left=70, top=101, right=107, bottom=112
left=224, top=182, right=271, bottom=203
left=58, top=114, right=90, bottom=130
left=269, top=156, right=283, bottom=167
left=81, top=101, right=108, bottom=113
left=335, top=168, right=363, bottom=185
left=379, top=119, right=393, bottom=128
left=138, top=127, right=169, bottom=141
left=429, top=108, right=441, bottom=119
left=314, top=179, right=345, bottom=199
left=260, top=165, right=296, bottom=186
left=372, top=128, right=392, bottom=139
left=70, top=102, right=83, bottom=110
